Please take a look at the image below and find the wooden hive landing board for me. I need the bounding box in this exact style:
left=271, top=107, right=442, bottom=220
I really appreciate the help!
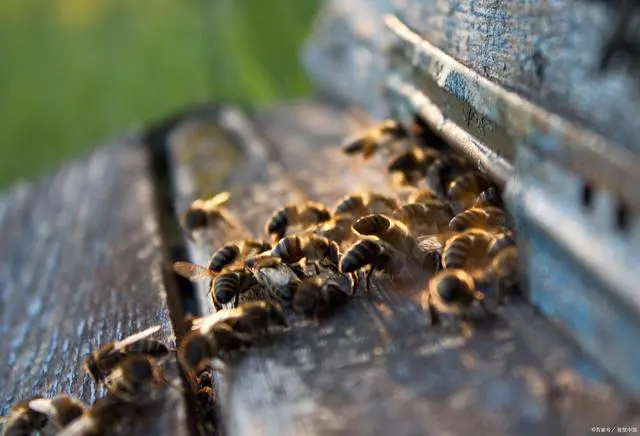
left=168, top=100, right=639, bottom=436
left=0, top=136, right=188, bottom=436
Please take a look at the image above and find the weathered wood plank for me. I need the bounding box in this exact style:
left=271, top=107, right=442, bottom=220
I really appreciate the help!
left=168, top=100, right=638, bottom=436
left=0, top=135, right=188, bottom=435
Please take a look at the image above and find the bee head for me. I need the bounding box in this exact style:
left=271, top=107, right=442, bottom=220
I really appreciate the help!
left=293, top=281, right=320, bottom=316
left=83, top=354, right=102, bottom=384
left=180, top=333, right=215, bottom=374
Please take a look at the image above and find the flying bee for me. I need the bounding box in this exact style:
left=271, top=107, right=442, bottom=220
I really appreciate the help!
left=1, top=395, right=86, bottom=436
left=442, top=229, right=494, bottom=270
left=83, top=325, right=170, bottom=386
left=351, top=214, right=417, bottom=255
left=265, top=201, right=331, bottom=241
left=181, top=191, right=239, bottom=234
left=392, top=201, right=453, bottom=236
left=339, top=239, right=404, bottom=295
left=427, top=269, right=489, bottom=325
left=313, top=214, right=355, bottom=245
left=447, top=172, right=493, bottom=214
left=406, top=187, right=439, bottom=204
left=179, top=301, right=286, bottom=375
left=208, top=239, right=272, bottom=272
left=448, top=206, right=507, bottom=232
left=244, top=254, right=301, bottom=303
left=341, top=119, right=406, bottom=159
left=293, top=276, right=350, bottom=319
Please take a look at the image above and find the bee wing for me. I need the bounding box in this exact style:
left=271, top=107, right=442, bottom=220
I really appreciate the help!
left=113, top=325, right=162, bottom=350
left=192, top=309, right=240, bottom=333
left=204, top=191, right=231, bottom=208
left=0, top=416, right=7, bottom=424
left=173, top=262, right=215, bottom=281
left=27, top=398, right=58, bottom=418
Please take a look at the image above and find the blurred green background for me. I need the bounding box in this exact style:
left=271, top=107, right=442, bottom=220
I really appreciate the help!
left=0, top=0, right=319, bottom=188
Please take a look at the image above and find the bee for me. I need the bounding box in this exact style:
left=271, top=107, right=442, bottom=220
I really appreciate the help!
left=442, top=229, right=494, bottom=270
left=387, top=148, right=440, bottom=187
left=406, top=187, right=439, bottom=204
left=243, top=255, right=301, bottom=303
left=1, top=395, right=86, bottom=436
left=271, top=235, right=340, bottom=274
left=83, top=325, right=170, bottom=386
left=181, top=191, right=239, bottom=234
left=488, top=230, right=516, bottom=257
left=364, top=192, right=400, bottom=215
left=211, top=268, right=259, bottom=308
left=426, top=269, right=488, bottom=325
left=208, top=239, right=272, bottom=272
left=103, top=355, right=173, bottom=403
left=339, top=239, right=404, bottom=295
left=55, top=394, right=130, bottom=436
left=265, top=201, right=331, bottom=241
left=448, top=206, right=506, bottom=232
left=476, top=246, right=520, bottom=304
left=332, top=192, right=398, bottom=218
left=179, top=301, right=286, bottom=375
left=341, top=119, right=405, bottom=159
left=447, top=172, right=492, bottom=214
left=293, top=276, right=350, bottom=319
left=313, top=214, right=355, bottom=245
left=392, top=201, right=453, bottom=236
left=425, top=155, right=468, bottom=198
left=474, top=186, right=504, bottom=209
left=351, top=214, right=417, bottom=255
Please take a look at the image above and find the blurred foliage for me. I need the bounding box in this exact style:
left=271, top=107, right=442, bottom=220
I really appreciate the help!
left=0, top=0, right=319, bottom=188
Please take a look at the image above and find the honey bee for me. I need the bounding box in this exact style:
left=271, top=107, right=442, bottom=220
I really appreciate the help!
left=448, top=206, right=506, bottom=232
left=387, top=148, right=441, bottom=187
left=293, top=276, right=350, bottom=319
left=341, top=119, right=405, bottom=159
left=447, top=172, right=492, bottom=213
left=392, top=201, right=453, bottom=236
left=427, top=269, right=488, bottom=325
left=488, top=230, right=516, bottom=257
left=179, top=301, right=286, bottom=375
left=332, top=192, right=398, bottom=218
left=243, top=255, right=301, bottom=303
left=103, top=355, right=173, bottom=403
left=313, top=214, right=355, bottom=245
left=474, top=186, right=504, bottom=209
left=442, top=229, right=494, bottom=270
left=351, top=214, right=417, bottom=255
left=365, top=192, right=400, bottom=215
left=1, top=395, right=86, bottom=436
left=425, top=155, right=468, bottom=197
left=55, top=394, right=130, bottom=436
left=265, top=201, right=331, bottom=241
left=83, top=325, right=170, bottom=386
left=339, top=239, right=404, bottom=295
left=271, top=235, right=340, bottom=274
left=406, top=187, right=439, bottom=204
left=208, top=239, right=272, bottom=272
left=181, top=191, right=239, bottom=234
left=211, top=268, right=259, bottom=307
left=476, top=246, right=520, bottom=304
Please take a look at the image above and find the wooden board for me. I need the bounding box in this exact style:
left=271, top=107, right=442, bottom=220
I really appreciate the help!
left=0, top=135, right=188, bottom=435
left=168, top=100, right=639, bottom=436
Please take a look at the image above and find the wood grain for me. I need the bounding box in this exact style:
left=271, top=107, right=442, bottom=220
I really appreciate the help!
left=0, top=135, right=188, bottom=435
left=168, top=100, right=639, bottom=436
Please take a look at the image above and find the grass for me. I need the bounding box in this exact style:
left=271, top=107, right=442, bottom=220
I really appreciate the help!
left=0, top=0, right=319, bottom=188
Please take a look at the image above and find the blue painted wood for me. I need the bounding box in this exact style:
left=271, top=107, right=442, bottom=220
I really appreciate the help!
left=0, top=137, right=188, bottom=435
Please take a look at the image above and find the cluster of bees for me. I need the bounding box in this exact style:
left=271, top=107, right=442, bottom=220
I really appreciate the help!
left=1, top=117, right=520, bottom=435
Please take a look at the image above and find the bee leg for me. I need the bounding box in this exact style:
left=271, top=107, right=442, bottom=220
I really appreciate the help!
left=427, top=295, right=441, bottom=326
left=350, top=272, right=360, bottom=296
left=364, top=267, right=376, bottom=296
left=234, top=291, right=241, bottom=308
left=313, top=262, right=320, bottom=275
